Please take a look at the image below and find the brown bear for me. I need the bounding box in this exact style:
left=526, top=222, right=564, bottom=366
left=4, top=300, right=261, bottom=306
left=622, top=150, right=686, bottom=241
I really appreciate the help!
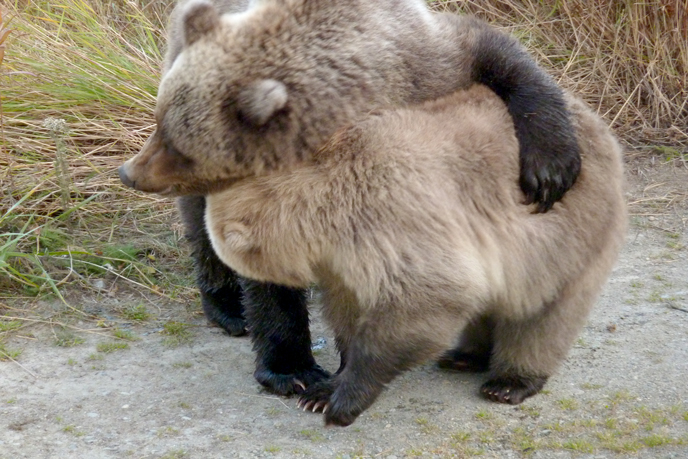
left=201, top=85, right=626, bottom=426
left=120, top=0, right=584, bottom=396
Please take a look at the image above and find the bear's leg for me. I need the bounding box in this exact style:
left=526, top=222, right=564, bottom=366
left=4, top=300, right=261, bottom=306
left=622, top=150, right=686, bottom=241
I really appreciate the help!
left=299, top=303, right=461, bottom=426
left=177, top=196, right=246, bottom=336
left=482, top=273, right=603, bottom=405
left=239, top=278, right=331, bottom=395
left=438, top=315, right=493, bottom=372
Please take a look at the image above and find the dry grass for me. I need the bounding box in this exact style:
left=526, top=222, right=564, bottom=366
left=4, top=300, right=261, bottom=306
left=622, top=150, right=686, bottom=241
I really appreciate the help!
left=0, top=1, right=192, bottom=307
left=0, top=0, right=685, bottom=307
left=435, top=0, right=688, bottom=148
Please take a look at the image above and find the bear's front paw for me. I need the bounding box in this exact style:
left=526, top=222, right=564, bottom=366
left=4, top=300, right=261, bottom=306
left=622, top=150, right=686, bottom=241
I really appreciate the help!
left=297, top=380, right=335, bottom=413
left=481, top=374, right=547, bottom=405
left=519, top=142, right=581, bottom=213
left=212, top=315, right=247, bottom=337
left=255, top=363, right=331, bottom=396
left=322, top=389, right=365, bottom=427
left=298, top=382, right=365, bottom=427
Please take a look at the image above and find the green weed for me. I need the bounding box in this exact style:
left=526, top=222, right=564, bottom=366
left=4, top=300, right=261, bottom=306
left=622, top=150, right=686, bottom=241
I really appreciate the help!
left=54, top=331, right=85, bottom=347
left=161, top=321, right=193, bottom=347
left=96, top=341, right=128, bottom=353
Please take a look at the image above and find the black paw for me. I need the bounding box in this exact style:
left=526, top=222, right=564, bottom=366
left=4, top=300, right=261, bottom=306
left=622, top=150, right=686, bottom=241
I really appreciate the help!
left=437, top=350, right=490, bottom=373
left=255, top=363, right=331, bottom=396
left=200, top=288, right=247, bottom=336
left=519, top=144, right=581, bottom=213
left=297, top=380, right=335, bottom=413
left=481, top=374, right=548, bottom=405
left=211, top=315, right=247, bottom=337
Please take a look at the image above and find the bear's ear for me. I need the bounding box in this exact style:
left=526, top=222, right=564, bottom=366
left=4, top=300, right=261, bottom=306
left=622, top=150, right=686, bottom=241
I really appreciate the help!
left=236, top=79, right=289, bottom=127
left=183, top=0, right=220, bottom=46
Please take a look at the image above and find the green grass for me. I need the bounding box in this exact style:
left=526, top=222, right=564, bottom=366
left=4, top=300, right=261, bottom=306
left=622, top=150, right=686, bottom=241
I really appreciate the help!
left=54, top=330, right=85, bottom=347
left=112, top=328, right=138, bottom=341
left=0, top=340, right=22, bottom=360
left=563, top=439, right=594, bottom=453
left=0, top=320, right=22, bottom=333
left=121, top=304, right=151, bottom=322
left=62, top=425, right=85, bottom=437
left=1, top=0, right=194, bottom=318
left=556, top=398, right=579, bottom=411
left=161, top=321, right=193, bottom=347
left=96, top=341, right=128, bottom=353
left=299, top=429, right=325, bottom=442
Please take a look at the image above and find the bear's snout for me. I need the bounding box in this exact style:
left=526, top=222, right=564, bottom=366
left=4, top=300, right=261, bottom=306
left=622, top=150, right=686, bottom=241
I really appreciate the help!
left=118, top=164, right=135, bottom=189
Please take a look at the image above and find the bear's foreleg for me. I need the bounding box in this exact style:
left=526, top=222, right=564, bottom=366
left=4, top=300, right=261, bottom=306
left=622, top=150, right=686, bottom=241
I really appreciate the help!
left=178, top=196, right=246, bottom=336
left=437, top=315, right=494, bottom=373
left=239, top=278, right=331, bottom=395
left=299, top=301, right=462, bottom=426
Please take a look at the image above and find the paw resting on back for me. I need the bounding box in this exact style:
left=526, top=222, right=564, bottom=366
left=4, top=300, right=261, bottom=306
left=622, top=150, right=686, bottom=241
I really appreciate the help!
left=519, top=132, right=582, bottom=213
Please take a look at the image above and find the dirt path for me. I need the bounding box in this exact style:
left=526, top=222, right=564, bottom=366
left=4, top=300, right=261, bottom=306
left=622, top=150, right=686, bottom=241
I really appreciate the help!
left=2, top=158, right=687, bottom=459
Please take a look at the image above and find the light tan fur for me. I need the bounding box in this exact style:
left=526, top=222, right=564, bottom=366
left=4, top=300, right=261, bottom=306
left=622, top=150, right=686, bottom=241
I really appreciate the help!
left=116, top=0, right=614, bottom=419
left=204, top=85, right=626, bottom=424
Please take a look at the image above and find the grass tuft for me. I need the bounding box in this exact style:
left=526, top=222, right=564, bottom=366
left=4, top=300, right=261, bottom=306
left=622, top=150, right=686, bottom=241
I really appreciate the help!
left=161, top=321, right=193, bottom=347
left=96, top=341, right=129, bottom=353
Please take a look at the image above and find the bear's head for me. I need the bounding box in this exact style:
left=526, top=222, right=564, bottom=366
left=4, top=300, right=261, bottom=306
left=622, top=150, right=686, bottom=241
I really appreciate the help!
left=118, top=0, right=382, bottom=196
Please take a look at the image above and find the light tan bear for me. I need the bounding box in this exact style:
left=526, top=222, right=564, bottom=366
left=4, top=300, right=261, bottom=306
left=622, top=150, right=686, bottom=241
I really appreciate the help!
left=119, top=0, right=586, bottom=397
left=201, top=85, right=626, bottom=426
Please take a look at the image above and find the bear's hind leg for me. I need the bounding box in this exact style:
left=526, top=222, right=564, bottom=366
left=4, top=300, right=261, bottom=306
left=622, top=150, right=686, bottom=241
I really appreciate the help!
left=438, top=315, right=494, bottom=373
left=178, top=195, right=246, bottom=336
left=482, top=273, right=604, bottom=405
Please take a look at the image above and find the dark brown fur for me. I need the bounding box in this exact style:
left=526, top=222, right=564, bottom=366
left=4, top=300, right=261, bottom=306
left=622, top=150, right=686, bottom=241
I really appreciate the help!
left=203, top=85, right=627, bottom=426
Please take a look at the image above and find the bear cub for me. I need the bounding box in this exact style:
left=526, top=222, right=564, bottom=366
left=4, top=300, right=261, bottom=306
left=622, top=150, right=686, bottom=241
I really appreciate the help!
left=200, top=85, right=627, bottom=426
left=121, top=0, right=586, bottom=398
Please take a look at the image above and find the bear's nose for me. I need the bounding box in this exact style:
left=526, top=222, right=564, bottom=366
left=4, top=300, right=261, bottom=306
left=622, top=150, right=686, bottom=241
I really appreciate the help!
left=118, top=165, right=135, bottom=189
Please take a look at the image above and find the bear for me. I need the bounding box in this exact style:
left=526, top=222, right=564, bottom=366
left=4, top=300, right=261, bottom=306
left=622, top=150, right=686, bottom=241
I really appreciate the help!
left=125, top=81, right=627, bottom=426
left=203, top=84, right=627, bottom=426
left=120, top=0, right=583, bottom=396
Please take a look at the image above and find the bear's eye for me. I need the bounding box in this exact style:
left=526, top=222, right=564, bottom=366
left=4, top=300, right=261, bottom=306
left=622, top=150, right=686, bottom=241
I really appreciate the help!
left=159, top=127, right=193, bottom=165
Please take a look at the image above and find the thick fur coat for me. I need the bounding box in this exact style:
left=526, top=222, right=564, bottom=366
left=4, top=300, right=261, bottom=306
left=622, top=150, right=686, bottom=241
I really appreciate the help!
left=120, top=0, right=584, bottom=395
left=203, top=85, right=627, bottom=426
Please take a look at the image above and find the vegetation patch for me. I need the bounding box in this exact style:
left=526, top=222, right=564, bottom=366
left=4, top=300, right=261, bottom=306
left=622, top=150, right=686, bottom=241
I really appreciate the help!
left=161, top=321, right=193, bottom=347
left=96, top=341, right=129, bottom=353
left=54, top=329, right=85, bottom=347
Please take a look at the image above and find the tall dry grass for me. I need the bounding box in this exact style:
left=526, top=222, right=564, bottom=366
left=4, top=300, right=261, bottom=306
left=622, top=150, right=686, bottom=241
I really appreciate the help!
left=0, top=0, right=686, bottom=302
left=437, top=0, right=688, bottom=147
left=0, top=1, right=192, bottom=303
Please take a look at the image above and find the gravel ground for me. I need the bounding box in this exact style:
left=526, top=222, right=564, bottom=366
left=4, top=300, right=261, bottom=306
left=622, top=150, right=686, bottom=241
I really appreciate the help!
left=1, top=158, right=687, bottom=459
